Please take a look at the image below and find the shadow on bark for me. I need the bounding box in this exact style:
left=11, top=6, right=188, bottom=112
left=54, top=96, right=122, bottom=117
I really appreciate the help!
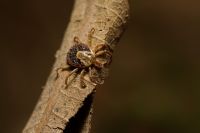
left=64, top=92, right=94, bottom=133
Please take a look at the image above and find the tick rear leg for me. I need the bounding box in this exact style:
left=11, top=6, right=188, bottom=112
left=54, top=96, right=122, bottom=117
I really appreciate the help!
left=54, top=65, right=71, bottom=80
left=66, top=69, right=87, bottom=88
left=65, top=68, right=79, bottom=86
left=80, top=69, right=87, bottom=88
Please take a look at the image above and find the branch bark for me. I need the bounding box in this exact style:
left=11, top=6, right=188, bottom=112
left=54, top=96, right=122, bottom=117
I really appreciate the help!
left=23, top=0, right=129, bottom=132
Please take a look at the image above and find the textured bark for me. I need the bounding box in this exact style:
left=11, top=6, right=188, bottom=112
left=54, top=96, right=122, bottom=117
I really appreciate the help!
left=23, top=0, right=129, bottom=132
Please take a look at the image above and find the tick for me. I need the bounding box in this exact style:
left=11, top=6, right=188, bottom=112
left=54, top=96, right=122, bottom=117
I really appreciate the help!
left=56, top=28, right=113, bottom=88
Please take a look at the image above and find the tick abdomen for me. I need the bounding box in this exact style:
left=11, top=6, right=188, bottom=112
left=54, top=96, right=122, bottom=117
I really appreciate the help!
left=67, top=44, right=91, bottom=68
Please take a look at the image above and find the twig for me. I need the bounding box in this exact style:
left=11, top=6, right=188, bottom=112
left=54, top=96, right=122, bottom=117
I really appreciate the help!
left=23, top=0, right=129, bottom=132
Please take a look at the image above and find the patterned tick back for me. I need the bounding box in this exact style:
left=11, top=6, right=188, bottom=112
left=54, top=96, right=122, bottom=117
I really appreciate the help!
left=67, top=44, right=91, bottom=68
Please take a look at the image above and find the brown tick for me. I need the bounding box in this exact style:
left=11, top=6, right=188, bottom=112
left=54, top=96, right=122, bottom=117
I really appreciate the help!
left=56, top=28, right=113, bottom=88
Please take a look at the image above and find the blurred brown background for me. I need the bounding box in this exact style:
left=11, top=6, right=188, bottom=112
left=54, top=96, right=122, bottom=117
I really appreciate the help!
left=0, top=0, right=200, bottom=133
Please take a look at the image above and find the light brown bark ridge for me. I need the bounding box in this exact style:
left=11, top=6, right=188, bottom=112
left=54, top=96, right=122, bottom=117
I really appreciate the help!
left=23, top=0, right=129, bottom=132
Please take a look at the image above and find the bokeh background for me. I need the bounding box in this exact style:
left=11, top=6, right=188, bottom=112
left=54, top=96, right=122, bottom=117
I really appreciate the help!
left=1, top=0, right=200, bottom=133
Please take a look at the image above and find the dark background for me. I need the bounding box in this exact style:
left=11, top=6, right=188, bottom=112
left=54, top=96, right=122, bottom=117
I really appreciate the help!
left=1, top=0, right=200, bottom=133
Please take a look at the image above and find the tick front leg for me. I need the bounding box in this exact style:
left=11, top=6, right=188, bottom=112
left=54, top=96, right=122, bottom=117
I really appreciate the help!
left=74, top=36, right=81, bottom=44
left=95, top=50, right=112, bottom=57
left=88, top=28, right=95, bottom=47
left=94, top=44, right=112, bottom=54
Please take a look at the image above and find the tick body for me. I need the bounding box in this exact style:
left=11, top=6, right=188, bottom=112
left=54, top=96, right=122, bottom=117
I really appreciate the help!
left=60, top=29, right=113, bottom=87
left=67, top=43, right=91, bottom=68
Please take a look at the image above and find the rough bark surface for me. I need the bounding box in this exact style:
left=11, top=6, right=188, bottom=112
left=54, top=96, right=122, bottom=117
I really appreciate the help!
left=23, top=0, right=129, bottom=132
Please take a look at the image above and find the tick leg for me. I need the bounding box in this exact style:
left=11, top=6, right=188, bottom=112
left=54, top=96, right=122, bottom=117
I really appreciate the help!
left=80, top=69, right=87, bottom=88
left=95, top=50, right=112, bottom=57
left=54, top=66, right=70, bottom=79
left=74, top=36, right=81, bottom=44
left=94, top=50, right=112, bottom=68
left=88, top=28, right=95, bottom=47
left=65, top=68, right=79, bottom=85
left=88, top=67, right=103, bottom=85
left=94, top=44, right=113, bottom=54
left=88, top=67, right=92, bottom=80
left=94, top=44, right=104, bottom=53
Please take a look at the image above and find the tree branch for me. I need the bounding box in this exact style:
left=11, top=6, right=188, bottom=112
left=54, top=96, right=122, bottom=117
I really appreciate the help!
left=23, top=0, right=129, bottom=132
